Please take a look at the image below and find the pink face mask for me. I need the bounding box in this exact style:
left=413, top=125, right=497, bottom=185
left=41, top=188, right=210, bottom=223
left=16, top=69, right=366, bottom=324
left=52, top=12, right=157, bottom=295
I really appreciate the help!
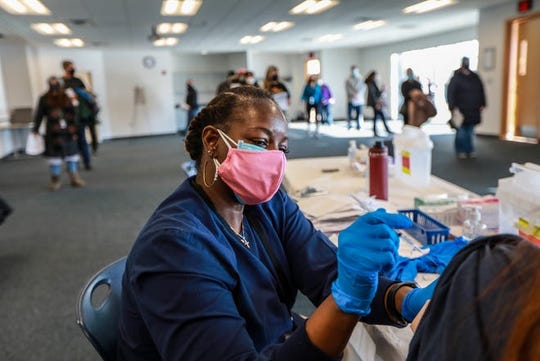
left=214, top=129, right=286, bottom=205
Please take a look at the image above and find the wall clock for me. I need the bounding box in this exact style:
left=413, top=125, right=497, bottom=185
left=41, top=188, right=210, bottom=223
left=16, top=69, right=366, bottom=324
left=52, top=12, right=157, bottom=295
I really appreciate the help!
left=142, top=55, right=156, bottom=69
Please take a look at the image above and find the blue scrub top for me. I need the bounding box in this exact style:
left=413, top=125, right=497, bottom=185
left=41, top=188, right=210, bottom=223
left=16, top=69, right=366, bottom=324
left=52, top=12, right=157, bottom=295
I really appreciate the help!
left=118, top=178, right=398, bottom=361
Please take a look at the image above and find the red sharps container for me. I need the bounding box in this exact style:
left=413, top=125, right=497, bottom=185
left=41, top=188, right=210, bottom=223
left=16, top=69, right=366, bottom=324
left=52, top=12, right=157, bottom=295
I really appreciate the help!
left=369, top=141, right=388, bottom=200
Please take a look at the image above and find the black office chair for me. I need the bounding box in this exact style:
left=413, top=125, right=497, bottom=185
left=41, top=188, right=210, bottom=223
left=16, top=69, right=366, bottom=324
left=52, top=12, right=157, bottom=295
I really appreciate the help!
left=76, top=257, right=126, bottom=361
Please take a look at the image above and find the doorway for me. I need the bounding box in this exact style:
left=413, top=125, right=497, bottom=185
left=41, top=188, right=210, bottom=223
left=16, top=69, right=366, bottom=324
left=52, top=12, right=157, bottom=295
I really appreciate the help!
left=505, top=12, right=540, bottom=142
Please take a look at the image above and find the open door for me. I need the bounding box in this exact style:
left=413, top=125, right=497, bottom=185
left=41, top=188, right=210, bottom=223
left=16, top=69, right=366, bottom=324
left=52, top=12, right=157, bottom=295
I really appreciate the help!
left=505, top=12, right=540, bottom=142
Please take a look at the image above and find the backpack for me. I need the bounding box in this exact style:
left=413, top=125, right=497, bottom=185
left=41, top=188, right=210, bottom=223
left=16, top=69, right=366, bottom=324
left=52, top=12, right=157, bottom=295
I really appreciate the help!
left=74, top=88, right=100, bottom=122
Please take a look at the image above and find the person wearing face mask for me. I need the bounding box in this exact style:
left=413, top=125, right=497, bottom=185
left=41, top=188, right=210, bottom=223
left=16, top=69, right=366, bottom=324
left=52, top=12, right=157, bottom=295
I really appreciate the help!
left=263, top=65, right=291, bottom=117
left=446, top=57, right=486, bottom=159
left=118, top=86, right=437, bottom=361
left=32, top=76, right=85, bottom=190
left=400, top=68, right=423, bottom=125
left=245, top=71, right=259, bottom=87
left=61, top=60, right=95, bottom=169
left=301, top=75, right=322, bottom=136
left=365, top=70, right=393, bottom=137
left=345, top=65, right=366, bottom=130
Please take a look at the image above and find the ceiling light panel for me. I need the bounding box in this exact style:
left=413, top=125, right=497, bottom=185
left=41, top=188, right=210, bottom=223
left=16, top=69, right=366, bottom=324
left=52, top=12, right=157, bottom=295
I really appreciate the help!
left=260, top=21, right=294, bottom=32
left=157, top=22, right=188, bottom=34
left=239, top=35, right=265, bottom=44
left=0, top=0, right=50, bottom=15
left=317, top=33, right=343, bottom=42
left=54, top=38, right=84, bottom=48
left=353, top=20, right=386, bottom=31
left=153, top=37, right=179, bottom=46
left=403, top=0, right=456, bottom=14
left=290, top=0, right=339, bottom=15
left=161, top=0, right=202, bottom=16
left=31, top=23, right=72, bottom=35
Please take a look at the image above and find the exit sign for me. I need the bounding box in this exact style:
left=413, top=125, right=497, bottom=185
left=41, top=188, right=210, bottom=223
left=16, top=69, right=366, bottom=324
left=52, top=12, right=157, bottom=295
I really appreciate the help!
left=518, top=0, right=533, bottom=12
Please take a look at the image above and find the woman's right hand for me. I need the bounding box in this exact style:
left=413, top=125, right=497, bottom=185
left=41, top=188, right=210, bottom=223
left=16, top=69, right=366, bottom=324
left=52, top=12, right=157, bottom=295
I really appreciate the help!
left=331, top=209, right=412, bottom=316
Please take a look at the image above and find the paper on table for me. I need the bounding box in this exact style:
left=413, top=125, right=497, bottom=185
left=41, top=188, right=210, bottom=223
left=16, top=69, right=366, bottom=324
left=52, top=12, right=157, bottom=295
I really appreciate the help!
left=297, top=194, right=360, bottom=219
left=297, top=193, right=366, bottom=236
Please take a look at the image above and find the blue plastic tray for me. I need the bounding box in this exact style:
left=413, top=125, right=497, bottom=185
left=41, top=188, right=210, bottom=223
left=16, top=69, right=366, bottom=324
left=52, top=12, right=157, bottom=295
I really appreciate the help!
left=398, top=209, right=450, bottom=245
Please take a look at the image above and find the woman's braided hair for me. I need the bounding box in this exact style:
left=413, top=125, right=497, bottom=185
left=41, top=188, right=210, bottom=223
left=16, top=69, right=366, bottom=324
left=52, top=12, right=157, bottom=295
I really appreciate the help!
left=185, top=86, right=279, bottom=167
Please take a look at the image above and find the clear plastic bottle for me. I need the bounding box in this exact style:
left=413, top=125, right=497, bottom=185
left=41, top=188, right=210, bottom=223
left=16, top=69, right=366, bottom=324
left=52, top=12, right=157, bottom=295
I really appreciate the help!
left=462, top=206, right=487, bottom=241
left=348, top=140, right=358, bottom=169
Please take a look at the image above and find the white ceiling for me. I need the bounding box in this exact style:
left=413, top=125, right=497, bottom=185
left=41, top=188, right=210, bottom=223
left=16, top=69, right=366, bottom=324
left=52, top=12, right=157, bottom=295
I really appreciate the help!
left=0, top=0, right=514, bottom=53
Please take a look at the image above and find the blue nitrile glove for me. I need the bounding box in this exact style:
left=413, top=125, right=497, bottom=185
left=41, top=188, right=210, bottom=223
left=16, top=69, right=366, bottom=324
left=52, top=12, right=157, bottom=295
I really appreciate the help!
left=331, top=209, right=413, bottom=316
left=401, top=278, right=439, bottom=322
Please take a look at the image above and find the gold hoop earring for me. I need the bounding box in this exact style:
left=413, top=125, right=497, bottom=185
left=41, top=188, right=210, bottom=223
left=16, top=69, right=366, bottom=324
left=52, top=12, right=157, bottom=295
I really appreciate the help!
left=202, top=158, right=218, bottom=188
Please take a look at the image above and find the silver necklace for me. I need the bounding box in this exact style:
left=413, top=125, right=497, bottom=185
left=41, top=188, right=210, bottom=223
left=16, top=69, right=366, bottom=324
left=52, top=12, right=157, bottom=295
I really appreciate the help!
left=229, top=221, right=250, bottom=249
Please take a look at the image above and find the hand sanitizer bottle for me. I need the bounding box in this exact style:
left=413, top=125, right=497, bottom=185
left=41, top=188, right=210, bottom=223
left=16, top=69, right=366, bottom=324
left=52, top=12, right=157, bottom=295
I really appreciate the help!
left=462, top=206, right=487, bottom=241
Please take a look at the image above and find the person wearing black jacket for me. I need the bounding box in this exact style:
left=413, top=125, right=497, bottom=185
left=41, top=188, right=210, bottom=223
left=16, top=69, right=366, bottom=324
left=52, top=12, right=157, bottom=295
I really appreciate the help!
left=446, top=57, right=486, bottom=159
left=185, top=79, right=199, bottom=131
left=365, top=71, right=392, bottom=137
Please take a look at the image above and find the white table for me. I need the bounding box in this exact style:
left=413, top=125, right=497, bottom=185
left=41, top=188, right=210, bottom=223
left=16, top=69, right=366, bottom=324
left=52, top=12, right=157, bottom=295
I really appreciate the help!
left=283, top=156, right=476, bottom=361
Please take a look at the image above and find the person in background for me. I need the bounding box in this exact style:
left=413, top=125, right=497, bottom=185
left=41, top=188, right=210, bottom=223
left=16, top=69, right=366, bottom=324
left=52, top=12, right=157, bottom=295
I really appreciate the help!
left=263, top=65, right=291, bottom=118
left=32, top=76, right=85, bottom=191
left=301, top=75, right=322, bottom=135
left=345, top=65, right=366, bottom=130
left=446, top=56, right=486, bottom=159
left=319, top=78, right=334, bottom=125
left=216, top=70, right=235, bottom=95
left=117, top=86, right=436, bottom=361
left=61, top=60, right=94, bottom=168
left=400, top=68, right=423, bottom=126
left=408, top=234, right=540, bottom=361
left=365, top=71, right=393, bottom=137
left=185, top=79, right=199, bottom=131
left=245, top=71, right=259, bottom=87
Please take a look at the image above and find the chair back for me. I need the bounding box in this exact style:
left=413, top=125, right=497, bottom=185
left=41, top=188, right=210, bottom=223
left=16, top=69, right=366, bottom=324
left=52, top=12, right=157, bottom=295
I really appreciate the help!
left=76, top=257, right=126, bottom=361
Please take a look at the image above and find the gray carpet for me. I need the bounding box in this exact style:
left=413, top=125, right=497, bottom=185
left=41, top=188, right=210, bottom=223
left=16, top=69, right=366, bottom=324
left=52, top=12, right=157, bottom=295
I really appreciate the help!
left=0, top=127, right=539, bottom=360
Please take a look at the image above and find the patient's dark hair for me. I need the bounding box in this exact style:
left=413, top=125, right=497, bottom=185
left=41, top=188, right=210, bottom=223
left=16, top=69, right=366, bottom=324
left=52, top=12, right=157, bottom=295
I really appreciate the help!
left=184, top=86, right=278, bottom=167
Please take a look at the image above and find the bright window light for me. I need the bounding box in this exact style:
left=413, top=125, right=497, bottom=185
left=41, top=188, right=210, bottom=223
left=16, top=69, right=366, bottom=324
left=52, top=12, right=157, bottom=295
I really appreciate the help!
left=54, top=38, right=85, bottom=48
left=306, top=58, right=321, bottom=75
left=161, top=0, right=202, bottom=16
left=403, top=0, right=456, bottom=14
left=31, top=23, right=72, bottom=35
left=153, top=37, right=179, bottom=47
left=157, top=22, right=188, bottom=34
left=0, top=0, right=50, bottom=15
left=353, top=20, right=386, bottom=31
left=289, top=0, right=339, bottom=15
left=317, top=33, right=343, bottom=42
left=239, top=35, right=265, bottom=45
left=260, top=21, right=294, bottom=32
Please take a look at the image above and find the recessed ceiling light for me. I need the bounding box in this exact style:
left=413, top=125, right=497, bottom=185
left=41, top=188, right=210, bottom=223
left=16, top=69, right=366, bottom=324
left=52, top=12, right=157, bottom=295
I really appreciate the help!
left=31, top=23, right=72, bottom=35
left=153, top=37, right=179, bottom=47
left=260, top=21, right=294, bottom=32
left=403, top=0, right=456, bottom=14
left=54, top=38, right=85, bottom=48
left=157, top=22, right=188, bottom=34
left=353, top=20, right=386, bottom=31
left=289, top=0, right=339, bottom=15
left=0, top=0, right=50, bottom=15
left=240, top=35, right=265, bottom=45
left=161, top=0, right=202, bottom=16
left=317, top=33, right=343, bottom=42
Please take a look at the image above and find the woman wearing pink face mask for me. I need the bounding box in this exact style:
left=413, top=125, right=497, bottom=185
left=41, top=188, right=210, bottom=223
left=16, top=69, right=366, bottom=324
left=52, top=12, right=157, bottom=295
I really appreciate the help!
left=118, top=86, right=433, bottom=361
